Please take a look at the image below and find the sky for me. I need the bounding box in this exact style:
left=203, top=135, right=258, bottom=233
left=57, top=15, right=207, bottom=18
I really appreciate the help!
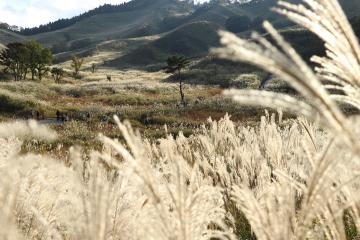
left=0, top=0, right=131, bottom=28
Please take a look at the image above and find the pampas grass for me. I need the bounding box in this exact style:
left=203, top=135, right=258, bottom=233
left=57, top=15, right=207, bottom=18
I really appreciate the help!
left=0, top=110, right=332, bottom=239
left=213, top=0, right=360, bottom=239
left=2, top=0, right=360, bottom=239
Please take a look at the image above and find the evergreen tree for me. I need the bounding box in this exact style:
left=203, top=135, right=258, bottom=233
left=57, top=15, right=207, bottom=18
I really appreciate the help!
left=164, top=56, right=190, bottom=107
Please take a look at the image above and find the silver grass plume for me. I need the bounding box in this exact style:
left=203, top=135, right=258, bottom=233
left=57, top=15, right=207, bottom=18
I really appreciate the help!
left=0, top=120, right=57, bottom=140
left=275, top=0, right=360, bottom=110
left=213, top=0, right=360, bottom=239
left=213, top=4, right=360, bottom=154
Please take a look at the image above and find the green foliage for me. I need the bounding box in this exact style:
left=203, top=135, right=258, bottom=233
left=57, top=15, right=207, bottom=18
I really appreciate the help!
left=0, top=41, right=52, bottom=81
left=225, top=15, right=252, bottom=33
left=26, top=41, right=53, bottom=80
left=51, top=67, right=64, bottom=83
left=164, top=55, right=190, bottom=75
left=0, top=22, right=9, bottom=30
left=0, top=43, right=29, bottom=81
left=71, top=56, right=84, bottom=79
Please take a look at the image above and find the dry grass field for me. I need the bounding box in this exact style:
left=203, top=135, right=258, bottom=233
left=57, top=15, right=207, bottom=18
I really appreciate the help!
left=0, top=49, right=268, bottom=157
left=2, top=0, right=360, bottom=239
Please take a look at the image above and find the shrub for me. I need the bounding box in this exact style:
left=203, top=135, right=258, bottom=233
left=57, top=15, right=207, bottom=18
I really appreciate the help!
left=51, top=67, right=64, bottom=83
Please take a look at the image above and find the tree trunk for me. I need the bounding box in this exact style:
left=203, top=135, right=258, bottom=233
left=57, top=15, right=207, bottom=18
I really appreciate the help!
left=31, top=69, right=35, bottom=80
left=178, top=69, right=185, bottom=107
left=23, top=69, right=28, bottom=80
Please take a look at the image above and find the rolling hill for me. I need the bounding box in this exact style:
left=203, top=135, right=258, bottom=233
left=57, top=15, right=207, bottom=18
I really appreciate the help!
left=30, top=0, right=192, bottom=50
left=0, top=0, right=359, bottom=67
left=185, top=4, right=246, bottom=26
left=0, top=29, right=24, bottom=45
left=1, top=0, right=290, bottom=54
left=104, top=21, right=222, bottom=68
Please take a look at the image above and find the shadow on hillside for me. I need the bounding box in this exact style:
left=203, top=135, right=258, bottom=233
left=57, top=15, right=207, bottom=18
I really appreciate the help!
left=162, top=59, right=264, bottom=88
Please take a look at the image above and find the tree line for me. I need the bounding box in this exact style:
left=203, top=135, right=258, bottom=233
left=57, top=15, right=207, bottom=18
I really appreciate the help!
left=0, top=41, right=52, bottom=81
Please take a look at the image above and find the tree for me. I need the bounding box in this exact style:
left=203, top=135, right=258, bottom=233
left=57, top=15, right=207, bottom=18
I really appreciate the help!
left=225, top=15, right=252, bottom=33
left=37, top=49, right=52, bottom=80
left=164, top=56, right=190, bottom=107
left=0, top=41, right=52, bottom=81
left=0, top=43, right=29, bottom=81
left=26, top=41, right=53, bottom=80
left=51, top=67, right=64, bottom=83
left=71, top=56, right=84, bottom=79
left=0, top=22, right=9, bottom=30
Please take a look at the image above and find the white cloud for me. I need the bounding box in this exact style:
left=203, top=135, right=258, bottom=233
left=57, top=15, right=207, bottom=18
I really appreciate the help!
left=0, top=0, right=130, bottom=28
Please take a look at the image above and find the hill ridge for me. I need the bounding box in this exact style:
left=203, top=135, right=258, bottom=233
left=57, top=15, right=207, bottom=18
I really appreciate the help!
left=19, top=0, right=191, bottom=36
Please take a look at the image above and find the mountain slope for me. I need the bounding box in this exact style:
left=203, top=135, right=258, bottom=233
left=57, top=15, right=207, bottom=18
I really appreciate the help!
left=105, top=21, right=222, bottom=67
left=186, top=4, right=244, bottom=26
left=2, top=0, right=359, bottom=65
left=20, top=0, right=182, bottom=35
left=0, top=29, right=24, bottom=45
left=31, top=0, right=192, bottom=51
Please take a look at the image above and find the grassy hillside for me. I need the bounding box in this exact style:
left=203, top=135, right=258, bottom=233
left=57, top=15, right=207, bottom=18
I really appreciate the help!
left=30, top=0, right=192, bottom=51
left=0, top=0, right=359, bottom=65
left=186, top=4, right=245, bottom=26
left=105, top=21, right=222, bottom=68
left=0, top=29, right=24, bottom=45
